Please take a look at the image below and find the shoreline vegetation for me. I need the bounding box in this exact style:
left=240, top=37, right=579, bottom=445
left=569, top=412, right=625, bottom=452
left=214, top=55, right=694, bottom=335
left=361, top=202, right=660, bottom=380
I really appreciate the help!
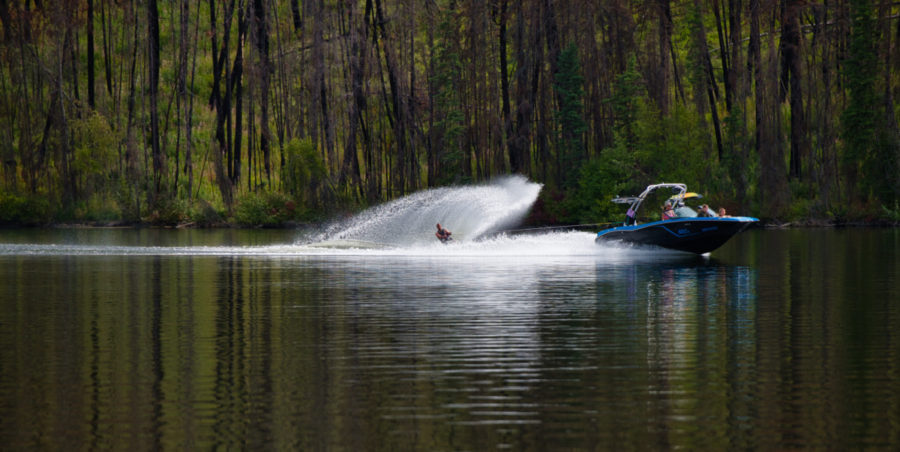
left=1, top=2, right=898, bottom=232
left=1, top=211, right=896, bottom=231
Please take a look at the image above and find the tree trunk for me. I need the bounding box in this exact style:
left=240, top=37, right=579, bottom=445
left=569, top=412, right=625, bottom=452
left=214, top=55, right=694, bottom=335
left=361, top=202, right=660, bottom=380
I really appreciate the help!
left=100, top=0, right=112, bottom=97
left=87, top=0, right=95, bottom=109
left=147, top=0, right=163, bottom=199
left=374, top=0, right=411, bottom=194
left=781, top=0, right=806, bottom=180
left=312, top=0, right=333, bottom=171
left=186, top=0, right=199, bottom=201
left=754, top=0, right=790, bottom=217
left=340, top=0, right=365, bottom=196
left=711, top=0, right=731, bottom=111
left=290, top=0, right=302, bottom=33
left=209, top=0, right=237, bottom=209
left=500, top=0, right=516, bottom=173
left=729, top=0, right=749, bottom=208
left=231, top=3, right=247, bottom=187
left=253, top=0, right=271, bottom=184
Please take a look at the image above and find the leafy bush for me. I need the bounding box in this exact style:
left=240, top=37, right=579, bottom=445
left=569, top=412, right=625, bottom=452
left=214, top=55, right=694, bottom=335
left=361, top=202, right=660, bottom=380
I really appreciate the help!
left=882, top=202, right=900, bottom=223
left=233, top=191, right=299, bottom=226
left=0, top=192, right=53, bottom=224
left=72, top=196, right=121, bottom=222
left=283, top=138, right=326, bottom=205
left=566, top=142, right=639, bottom=224
left=187, top=199, right=225, bottom=226
left=71, top=112, right=119, bottom=198
left=145, top=196, right=188, bottom=225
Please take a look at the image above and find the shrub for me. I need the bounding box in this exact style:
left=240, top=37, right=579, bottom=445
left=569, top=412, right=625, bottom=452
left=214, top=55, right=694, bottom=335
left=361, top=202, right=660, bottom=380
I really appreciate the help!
left=0, top=192, right=53, bottom=225
left=283, top=138, right=326, bottom=205
left=233, top=191, right=299, bottom=226
left=187, top=199, right=224, bottom=226
left=71, top=112, right=119, bottom=198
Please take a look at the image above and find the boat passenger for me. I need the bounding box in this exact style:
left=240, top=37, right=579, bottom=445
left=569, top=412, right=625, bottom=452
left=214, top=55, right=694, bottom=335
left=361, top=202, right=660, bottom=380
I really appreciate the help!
left=718, top=207, right=729, bottom=217
left=698, top=204, right=717, bottom=217
left=435, top=223, right=452, bottom=242
left=661, top=203, right=677, bottom=220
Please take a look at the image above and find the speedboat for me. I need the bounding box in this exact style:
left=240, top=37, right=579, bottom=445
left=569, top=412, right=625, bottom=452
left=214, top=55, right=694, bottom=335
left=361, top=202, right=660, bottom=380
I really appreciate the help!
left=595, top=183, right=758, bottom=254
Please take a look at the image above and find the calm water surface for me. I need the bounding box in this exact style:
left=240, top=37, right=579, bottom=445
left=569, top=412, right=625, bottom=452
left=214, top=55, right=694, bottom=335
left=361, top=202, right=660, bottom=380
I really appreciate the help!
left=0, top=228, right=898, bottom=450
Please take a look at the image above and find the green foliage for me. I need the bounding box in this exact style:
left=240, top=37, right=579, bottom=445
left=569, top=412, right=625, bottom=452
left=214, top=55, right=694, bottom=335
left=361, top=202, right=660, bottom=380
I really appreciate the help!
left=566, top=141, right=639, bottom=224
left=839, top=0, right=900, bottom=208
left=788, top=179, right=816, bottom=220
left=187, top=200, right=225, bottom=226
left=0, top=192, right=52, bottom=224
left=869, top=124, right=900, bottom=206
left=684, top=4, right=708, bottom=99
left=233, top=191, right=300, bottom=227
left=554, top=42, right=587, bottom=188
left=632, top=103, right=709, bottom=185
left=430, top=3, right=467, bottom=185
left=882, top=201, right=900, bottom=223
left=721, top=104, right=754, bottom=205
left=608, top=55, right=642, bottom=151
left=1, top=0, right=897, bottom=227
left=283, top=138, right=326, bottom=205
left=565, top=102, right=716, bottom=224
left=841, top=0, right=881, bottom=199
left=145, top=196, right=189, bottom=225
left=72, top=197, right=121, bottom=222
left=114, top=177, right=144, bottom=222
left=71, top=112, right=119, bottom=197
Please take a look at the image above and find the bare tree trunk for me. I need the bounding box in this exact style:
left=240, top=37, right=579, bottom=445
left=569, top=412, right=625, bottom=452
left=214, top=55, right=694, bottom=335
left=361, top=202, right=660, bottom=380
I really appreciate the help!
left=0, top=0, right=11, bottom=43
left=340, top=0, right=364, bottom=197
left=781, top=0, right=806, bottom=180
left=374, top=0, right=411, bottom=194
left=711, top=0, right=731, bottom=111
left=515, top=0, right=537, bottom=176
left=209, top=0, right=236, bottom=209
left=754, top=0, right=790, bottom=216
left=231, top=3, right=247, bottom=187
left=500, top=0, right=516, bottom=172
left=147, top=0, right=163, bottom=200
left=87, top=0, right=95, bottom=109
left=186, top=0, right=199, bottom=201
left=290, top=0, right=302, bottom=33
left=252, top=0, right=272, bottom=185
left=100, top=0, right=112, bottom=97
left=649, top=0, right=672, bottom=115
left=729, top=0, right=750, bottom=208
left=690, top=0, right=724, bottom=162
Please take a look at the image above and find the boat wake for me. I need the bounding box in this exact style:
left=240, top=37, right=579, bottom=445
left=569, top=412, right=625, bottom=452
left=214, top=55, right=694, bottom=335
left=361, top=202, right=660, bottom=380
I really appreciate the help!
left=0, top=230, right=698, bottom=264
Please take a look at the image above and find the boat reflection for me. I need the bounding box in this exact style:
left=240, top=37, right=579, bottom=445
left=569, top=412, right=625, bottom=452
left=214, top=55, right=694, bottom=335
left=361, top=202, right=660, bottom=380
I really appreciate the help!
left=592, top=257, right=758, bottom=446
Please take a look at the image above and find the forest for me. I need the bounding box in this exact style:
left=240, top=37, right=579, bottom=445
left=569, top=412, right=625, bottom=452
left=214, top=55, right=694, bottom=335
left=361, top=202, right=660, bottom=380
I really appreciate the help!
left=0, top=0, right=898, bottom=226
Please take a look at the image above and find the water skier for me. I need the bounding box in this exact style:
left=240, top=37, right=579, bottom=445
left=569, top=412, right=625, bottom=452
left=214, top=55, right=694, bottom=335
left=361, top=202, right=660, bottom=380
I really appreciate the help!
left=435, top=223, right=452, bottom=243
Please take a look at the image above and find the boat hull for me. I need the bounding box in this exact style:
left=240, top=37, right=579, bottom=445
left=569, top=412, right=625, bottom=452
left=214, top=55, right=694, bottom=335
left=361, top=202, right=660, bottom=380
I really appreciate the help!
left=595, top=217, right=758, bottom=254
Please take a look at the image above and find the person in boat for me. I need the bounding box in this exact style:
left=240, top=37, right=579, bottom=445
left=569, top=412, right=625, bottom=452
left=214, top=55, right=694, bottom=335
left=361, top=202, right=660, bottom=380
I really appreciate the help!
left=661, top=202, right=677, bottom=220
left=435, top=223, right=452, bottom=242
left=718, top=207, right=729, bottom=217
left=698, top=204, right=717, bottom=217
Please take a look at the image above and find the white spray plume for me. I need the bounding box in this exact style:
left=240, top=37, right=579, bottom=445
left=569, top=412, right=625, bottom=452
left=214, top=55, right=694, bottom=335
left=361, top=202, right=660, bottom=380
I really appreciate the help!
left=309, top=175, right=543, bottom=246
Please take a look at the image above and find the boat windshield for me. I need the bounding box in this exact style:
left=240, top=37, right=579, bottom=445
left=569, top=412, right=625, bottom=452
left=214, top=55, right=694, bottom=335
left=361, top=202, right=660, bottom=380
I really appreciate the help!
left=674, top=206, right=698, bottom=217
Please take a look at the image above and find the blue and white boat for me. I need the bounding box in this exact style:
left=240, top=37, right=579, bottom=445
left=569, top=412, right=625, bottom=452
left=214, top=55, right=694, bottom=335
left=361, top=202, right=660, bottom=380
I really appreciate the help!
left=595, top=183, right=758, bottom=254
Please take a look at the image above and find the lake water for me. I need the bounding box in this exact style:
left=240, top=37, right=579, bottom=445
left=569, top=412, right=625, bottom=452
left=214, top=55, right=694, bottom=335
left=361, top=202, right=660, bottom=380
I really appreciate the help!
left=0, top=227, right=898, bottom=450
